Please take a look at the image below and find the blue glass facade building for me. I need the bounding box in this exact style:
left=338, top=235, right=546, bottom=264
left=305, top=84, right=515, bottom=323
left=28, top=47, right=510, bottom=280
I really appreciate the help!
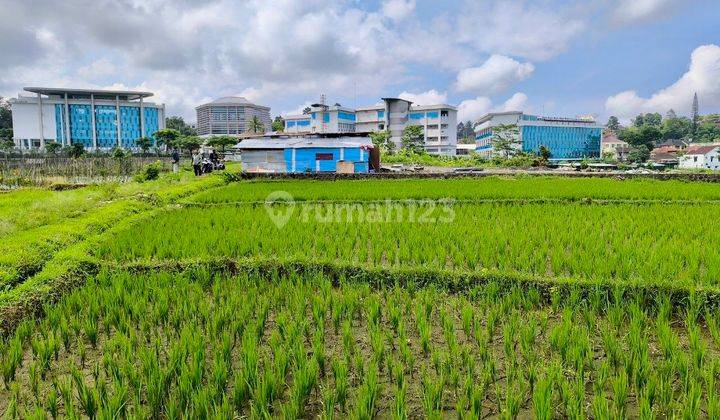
left=474, top=112, right=601, bottom=160
left=12, top=88, right=163, bottom=150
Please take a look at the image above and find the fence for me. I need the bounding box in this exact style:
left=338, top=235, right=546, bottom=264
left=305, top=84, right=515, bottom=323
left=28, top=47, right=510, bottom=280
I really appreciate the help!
left=0, top=156, right=172, bottom=187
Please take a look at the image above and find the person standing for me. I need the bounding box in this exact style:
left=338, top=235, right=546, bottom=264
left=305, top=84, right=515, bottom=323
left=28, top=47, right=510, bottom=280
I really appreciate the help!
left=192, top=151, right=202, bottom=176
left=171, top=149, right=180, bottom=173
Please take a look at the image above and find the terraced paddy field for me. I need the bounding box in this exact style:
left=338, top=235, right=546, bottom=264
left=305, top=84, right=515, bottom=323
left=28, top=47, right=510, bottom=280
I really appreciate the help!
left=1, top=174, right=720, bottom=418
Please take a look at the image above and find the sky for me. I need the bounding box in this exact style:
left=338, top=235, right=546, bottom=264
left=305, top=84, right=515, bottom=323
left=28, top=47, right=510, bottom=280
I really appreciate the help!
left=1, top=0, right=719, bottom=125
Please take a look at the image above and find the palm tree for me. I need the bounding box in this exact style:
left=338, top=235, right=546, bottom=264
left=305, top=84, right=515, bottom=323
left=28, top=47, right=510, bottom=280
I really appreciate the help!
left=248, top=116, right=264, bottom=134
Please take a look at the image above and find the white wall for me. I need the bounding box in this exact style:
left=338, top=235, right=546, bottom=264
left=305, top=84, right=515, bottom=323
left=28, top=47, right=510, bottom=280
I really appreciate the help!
left=11, top=101, right=58, bottom=141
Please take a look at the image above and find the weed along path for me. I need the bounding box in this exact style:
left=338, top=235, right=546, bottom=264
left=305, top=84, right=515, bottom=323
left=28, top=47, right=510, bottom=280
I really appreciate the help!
left=1, top=175, right=720, bottom=418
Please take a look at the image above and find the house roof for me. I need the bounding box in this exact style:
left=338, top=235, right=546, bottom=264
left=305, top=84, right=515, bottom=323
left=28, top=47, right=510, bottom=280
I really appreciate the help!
left=601, top=133, right=626, bottom=145
left=24, top=87, right=153, bottom=100
left=684, top=145, right=719, bottom=155
left=233, top=136, right=373, bottom=150
left=196, top=96, right=270, bottom=110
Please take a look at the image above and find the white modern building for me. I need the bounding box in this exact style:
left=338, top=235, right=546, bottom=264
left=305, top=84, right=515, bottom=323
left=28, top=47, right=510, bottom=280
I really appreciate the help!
left=678, top=144, right=720, bottom=170
left=474, top=111, right=602, bottom=160
left=10, top=87, right=165, bottom=150
left=284, top=97, right=458, bottom=156
left=284, top=103, right=356, bottom=134
left=195, top=97, right=271, bottom=137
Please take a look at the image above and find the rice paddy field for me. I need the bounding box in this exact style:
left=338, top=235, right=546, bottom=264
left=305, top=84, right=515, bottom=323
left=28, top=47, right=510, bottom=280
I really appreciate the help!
left=2, top=173, right=720, bottom=418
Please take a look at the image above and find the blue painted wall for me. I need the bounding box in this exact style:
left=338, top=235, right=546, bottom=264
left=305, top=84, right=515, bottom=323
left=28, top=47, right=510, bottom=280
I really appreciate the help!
left=281, top=147, right=369, bottom=173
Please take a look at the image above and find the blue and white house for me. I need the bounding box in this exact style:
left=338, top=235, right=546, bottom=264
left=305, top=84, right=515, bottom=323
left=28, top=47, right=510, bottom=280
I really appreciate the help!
left=10, top=87, right=165, bottom=150
left=474, top=111, right=602, bottom=160
left=284, top=103, right=357, bottom=134
left=234, top=136, right=373, bottom=174
left=285, top=98, right=458, bottom=156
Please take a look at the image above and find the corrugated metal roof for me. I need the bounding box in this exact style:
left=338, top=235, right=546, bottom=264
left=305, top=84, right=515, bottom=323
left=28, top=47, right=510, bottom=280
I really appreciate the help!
left=233, top=136, right=373, bottom=150
left=685, top=145, right=719, bottom=155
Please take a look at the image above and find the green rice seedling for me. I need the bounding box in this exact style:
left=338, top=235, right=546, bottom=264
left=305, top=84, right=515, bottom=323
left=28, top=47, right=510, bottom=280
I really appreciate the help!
left=332, top=358, right=349, bottom=411
left=593, top=391, right=610, bottom=420
left=1, top=337, right=23, bottom=387
left=501, top=383, right=522, bottom=420
left=612, top=370, right=629, bottom=418
left=342, top=319, right=354, bottom=355
left=353, top=362, right=380, bottom=420
left=417, top=315, right=431, bottom=355
left=321, top=386, right=336, bottom=420
left=394, top=384, right=408, bottom=420
left=45, top=387, right=58, bottom=419
left=73, top=368, right=98, bottom=419
left=370, top=326, right=386, bottom=371
left=532, top=374, right=553, bottom=420
left=422, top=372, right=445, bottom=419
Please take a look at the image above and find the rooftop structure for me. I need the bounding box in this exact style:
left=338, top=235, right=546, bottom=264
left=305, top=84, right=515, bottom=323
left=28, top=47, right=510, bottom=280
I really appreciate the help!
left=233, top=135, right=374, bottom=174
left=474, top=111, right=602, bottom=161
left=284, top=97, right=458, bottom=156
left=10, top=87, right=164, bottom=150
left=678, top=144, right=720, bottom=170
left=195, top=96, right=271, bottom=137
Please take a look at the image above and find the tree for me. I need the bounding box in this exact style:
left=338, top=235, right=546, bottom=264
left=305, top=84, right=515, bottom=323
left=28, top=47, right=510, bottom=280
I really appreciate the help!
left=271, top=116, right=284, bottom=132
left=644, top=112, right=662, bottom=127
left=67, top=142, right=85, bottom=159
left=135, top=137, right=153, bottom=155
left=0, top=128, right=12, bottom=141
left=0, top=139, right=14, bottom=154
left=165, top=116, right=196, bottom=136
left=369, top=130, right=394, bottom=154
left=45, top=141, right=62, bottom=155
left=248, top=116, right=264, bottom=134
left=178, top=136, right=202, bottom=154
left=619, top=125, right=661, bottom=150
left=400, top=125, right=425, bottom=153
left=632, top=114, right=645, bottom=128
left=692, top=92, right=699, bottom=137
left=538, top=145, right=552, bottom=161
left=695, top=122, right=720, bottom=143
left=606, top=116, right=620, bottom=133
left=0, top=97, right=12, bottom=131
left=661, top=116, right=692, bottom=140
left=154, top=128, right=181, bottom=150
left=628, top=145, right=650, bottom=163
left=206, top=135, right=237, bottom=153
left=491, top=124, right=521, bottom=158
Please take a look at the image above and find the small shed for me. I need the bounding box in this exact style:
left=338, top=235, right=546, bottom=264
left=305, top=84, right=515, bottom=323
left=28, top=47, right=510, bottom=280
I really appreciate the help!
left=234, top=137, right=375, bottom=174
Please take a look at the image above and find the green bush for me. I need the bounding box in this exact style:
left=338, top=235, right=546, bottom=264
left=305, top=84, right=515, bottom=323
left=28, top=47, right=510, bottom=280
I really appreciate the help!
left=136, top=161, right=163, bottom=182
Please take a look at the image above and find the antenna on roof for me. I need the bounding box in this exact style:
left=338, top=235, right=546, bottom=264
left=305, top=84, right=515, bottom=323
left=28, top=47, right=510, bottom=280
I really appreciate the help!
left=320, top=93, right=326, bottom=106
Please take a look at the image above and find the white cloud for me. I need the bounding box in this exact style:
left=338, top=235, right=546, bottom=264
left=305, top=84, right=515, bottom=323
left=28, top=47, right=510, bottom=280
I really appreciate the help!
left=613, top=0, right=680, bottom=24
left=381, top=0, right=416, bottom=21
left=605, top=44, right=720, bottom=120
left=457, top=1, right=585, bottom=61
left=457, top=92, right=529, bottom=121
left=457, top=97, right=493, bottom=122
left=77, top=59, right=117, bottom=79
left=398, top=89, right=448, bottom=105
left=455, top=55, right=534, bottom=94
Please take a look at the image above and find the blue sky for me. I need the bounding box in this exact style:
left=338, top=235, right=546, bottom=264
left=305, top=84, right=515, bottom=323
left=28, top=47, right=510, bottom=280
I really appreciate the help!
left=1, top=0, right=718, bottom=124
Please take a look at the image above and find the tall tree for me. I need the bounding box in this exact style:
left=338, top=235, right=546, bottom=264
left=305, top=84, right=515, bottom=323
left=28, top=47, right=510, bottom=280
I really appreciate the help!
left=491, top=124, right=521, bottom=158
left=271, top=116, right=284, bottom=132
left=178, top=136, right=202, bottom=154
left=135, top=137, right=153, bottom=155
left=644, top=112, right=662, bottom=127
left=369, top=130, right=394, bottom=153
left=692, top=92, right=699, bottom=138
left=154, top=128, right=181, bottom=149
left=401, top=125, right=425, bottom=153
left=457, top=122, right=465, bottom=139
left=248, top=116, right=264, bottom=134
left=606, top=116, right=620, bottom=133
left=206, top=135, right=237, bottom=153
left=165, top=116, right=196, bottom=136
left=0, top=97, right=12, bottom=131
left=632, top=114, right=645, bottom=128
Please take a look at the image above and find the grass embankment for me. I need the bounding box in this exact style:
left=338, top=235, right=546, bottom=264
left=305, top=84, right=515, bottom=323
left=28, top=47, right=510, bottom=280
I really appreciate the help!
left=0, top=268, right=718, bottom=418
left=190, top=176, right=720, bottom=203
left=0, top=170, right=230, bottom=332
